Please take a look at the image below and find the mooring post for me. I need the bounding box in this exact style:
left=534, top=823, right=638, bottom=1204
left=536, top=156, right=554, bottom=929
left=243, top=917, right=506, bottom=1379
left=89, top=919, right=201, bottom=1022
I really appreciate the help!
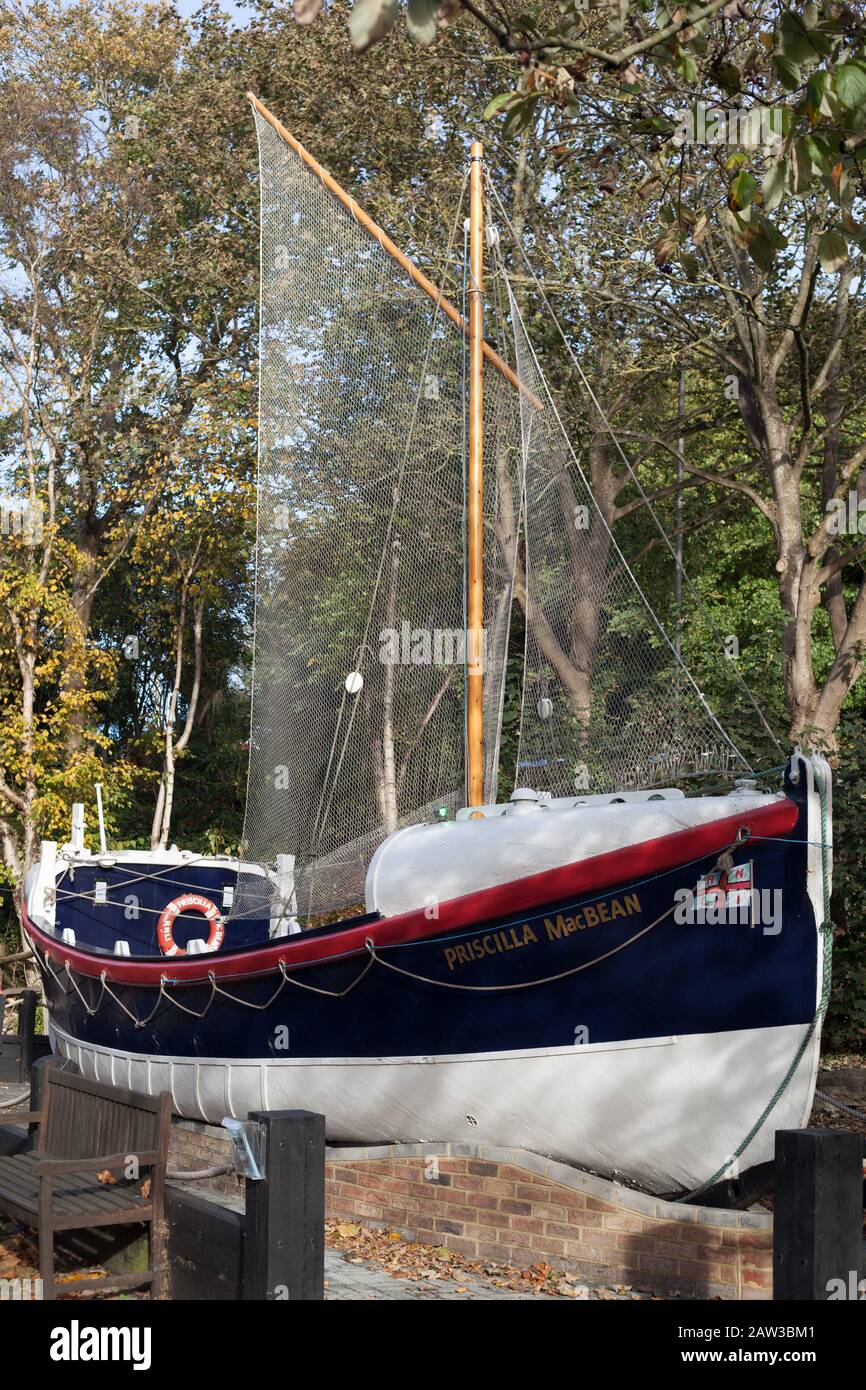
left=774, top=1128, right=864, bottom=1300
left=244, top=1109, right=325, bottom=1301
left=17, top=989, right=37, bottom=1082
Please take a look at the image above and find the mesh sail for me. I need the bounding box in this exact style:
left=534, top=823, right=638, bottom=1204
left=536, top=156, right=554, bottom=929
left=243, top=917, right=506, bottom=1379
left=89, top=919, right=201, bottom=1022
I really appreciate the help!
left=237, top=111, right=521, bottom=920
left=505, top=282, right=748, bottom=796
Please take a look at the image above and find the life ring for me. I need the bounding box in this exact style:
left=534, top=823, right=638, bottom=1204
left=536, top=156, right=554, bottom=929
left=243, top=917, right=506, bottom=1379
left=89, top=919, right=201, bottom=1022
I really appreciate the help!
left=156, top=893, right=225, bottom=957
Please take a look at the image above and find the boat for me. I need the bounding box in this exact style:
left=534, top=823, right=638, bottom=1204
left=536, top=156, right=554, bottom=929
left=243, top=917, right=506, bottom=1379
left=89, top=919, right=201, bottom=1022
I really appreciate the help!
left=22, top=96, right=833, bottom=1196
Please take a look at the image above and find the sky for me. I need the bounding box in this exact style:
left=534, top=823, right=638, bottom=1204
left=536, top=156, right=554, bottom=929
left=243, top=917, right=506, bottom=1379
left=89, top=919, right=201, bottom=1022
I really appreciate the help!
left=173, top=0, right=253, bottom=21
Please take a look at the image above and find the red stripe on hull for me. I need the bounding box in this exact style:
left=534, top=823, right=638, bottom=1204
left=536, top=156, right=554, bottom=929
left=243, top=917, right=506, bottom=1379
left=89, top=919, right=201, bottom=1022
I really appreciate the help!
left=26, top=798, right=798, bottom=986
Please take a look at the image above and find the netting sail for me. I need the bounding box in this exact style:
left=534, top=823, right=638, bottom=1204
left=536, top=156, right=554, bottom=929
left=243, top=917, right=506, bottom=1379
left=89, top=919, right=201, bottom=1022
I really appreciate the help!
left=502, top=277, right=749, bottom=796
left=235, top=110, right=521, bottom=921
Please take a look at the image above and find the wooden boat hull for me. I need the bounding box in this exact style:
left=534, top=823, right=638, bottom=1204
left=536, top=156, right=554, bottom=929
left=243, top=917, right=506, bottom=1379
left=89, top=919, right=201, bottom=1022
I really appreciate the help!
left=49, top=1019, right=817, bottom=1195
left=24, top=756, right=831, bottom=1194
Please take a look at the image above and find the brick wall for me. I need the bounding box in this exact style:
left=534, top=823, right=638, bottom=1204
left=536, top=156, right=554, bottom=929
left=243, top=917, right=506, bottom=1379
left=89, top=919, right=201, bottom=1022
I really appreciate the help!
left=167, top=1123, right=773, bottom=1298
left=169, top=1118, right=243, bottom=1198
left=326, top=1142, right=773, bottom=1299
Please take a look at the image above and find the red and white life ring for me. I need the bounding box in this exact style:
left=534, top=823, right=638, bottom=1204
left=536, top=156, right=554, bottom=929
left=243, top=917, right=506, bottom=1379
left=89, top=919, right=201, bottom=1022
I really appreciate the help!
left=156, top=893, right=225, bottom=957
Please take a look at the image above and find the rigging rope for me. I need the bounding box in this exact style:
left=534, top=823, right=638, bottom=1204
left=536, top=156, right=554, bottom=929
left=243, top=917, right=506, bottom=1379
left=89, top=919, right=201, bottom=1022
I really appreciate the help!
left=814, top=1088, right=866, bottom=1124
left=362, top=906, right=676, bottom=992
left=241, top=111, right=507, bottom=925
left=33, top=944, right=377, bottom=1030
left=485, top=177, right=784, bottom=762
left=307, top=174, right=470, bottom=860
left=500, top=269, right=747, bottom=779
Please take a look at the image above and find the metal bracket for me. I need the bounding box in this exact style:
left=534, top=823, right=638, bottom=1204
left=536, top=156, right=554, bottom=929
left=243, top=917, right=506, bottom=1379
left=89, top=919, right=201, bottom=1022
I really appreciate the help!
left=221, top=1117, right=266, bottom=1181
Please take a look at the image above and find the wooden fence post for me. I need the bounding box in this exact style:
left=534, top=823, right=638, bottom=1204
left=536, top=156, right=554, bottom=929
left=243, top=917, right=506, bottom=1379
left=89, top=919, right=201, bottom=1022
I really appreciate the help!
left=244, top=1110, right=325, bottom=1301
left=774, top=1128, right=864, bottom=1300
left=17, top=989, right=37, bottom=1082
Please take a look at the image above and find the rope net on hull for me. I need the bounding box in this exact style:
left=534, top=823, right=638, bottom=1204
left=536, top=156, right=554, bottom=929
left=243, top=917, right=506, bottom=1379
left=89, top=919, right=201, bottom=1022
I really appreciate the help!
left=240, top=112, right=522, bottom=921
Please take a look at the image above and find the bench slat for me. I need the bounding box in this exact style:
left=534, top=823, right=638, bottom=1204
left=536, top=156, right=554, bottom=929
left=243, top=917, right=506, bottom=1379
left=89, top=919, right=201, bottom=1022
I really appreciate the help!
left=0, top=1156, right=149, bottom=1203
left=44, top=1073, right=164, bottom=1160
left=0, top=1068, right=172, bottom=1299
left=0, top=1156, right=152, bottom=1227
left=58, top=1270, right=154, bottom=1295
left=53, top=1205, right=153, bottom=1233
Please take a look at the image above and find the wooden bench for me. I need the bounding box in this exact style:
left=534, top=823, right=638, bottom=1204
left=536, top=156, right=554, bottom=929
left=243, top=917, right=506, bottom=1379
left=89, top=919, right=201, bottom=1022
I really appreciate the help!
left=0, top=1065, right=171, bottom=1298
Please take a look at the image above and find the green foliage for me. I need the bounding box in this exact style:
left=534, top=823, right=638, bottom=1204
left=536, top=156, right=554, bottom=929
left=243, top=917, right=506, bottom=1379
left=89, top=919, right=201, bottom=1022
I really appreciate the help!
left=349, top=0, right=399, bottom=52
left=339, top=0, right=866, bottom=269
left=824, top=713, right=866, bottom=1049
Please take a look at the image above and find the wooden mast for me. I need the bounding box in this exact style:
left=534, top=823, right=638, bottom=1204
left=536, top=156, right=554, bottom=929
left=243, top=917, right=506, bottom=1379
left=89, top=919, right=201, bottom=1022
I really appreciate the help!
left=466, top=142, right=485, bottom=808
left=246, top=93, right=541, bottom=411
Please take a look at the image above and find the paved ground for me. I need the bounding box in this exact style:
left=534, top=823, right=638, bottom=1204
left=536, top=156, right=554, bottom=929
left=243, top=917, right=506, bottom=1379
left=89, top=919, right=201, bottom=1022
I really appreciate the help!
left=0, top=1081, right=31, bottom=1106
left=321, top=1240, right=657, bottom=1300
left=324, top=1249, right=567, bottom=1299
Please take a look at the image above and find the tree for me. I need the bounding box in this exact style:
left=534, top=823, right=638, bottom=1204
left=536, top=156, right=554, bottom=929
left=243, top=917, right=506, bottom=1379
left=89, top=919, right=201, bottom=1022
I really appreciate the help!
left=338, top=0, right=866, bottom=240
left=321, top=0, right=866, bottom=748
left=0, top=0, right=259, bottom=901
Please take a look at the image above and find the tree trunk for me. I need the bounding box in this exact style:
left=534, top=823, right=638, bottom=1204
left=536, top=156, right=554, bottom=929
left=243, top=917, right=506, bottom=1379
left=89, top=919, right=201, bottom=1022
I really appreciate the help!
left=63, top=526, right=100, bottom=761
left=151, top=562, right=204, bottom=850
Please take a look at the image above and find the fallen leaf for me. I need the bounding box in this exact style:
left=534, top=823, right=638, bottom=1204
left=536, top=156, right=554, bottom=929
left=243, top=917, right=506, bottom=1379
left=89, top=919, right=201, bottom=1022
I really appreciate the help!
left=57, top=1268, right=106, bottom=1284
left=323, top=1215, right=666, bottom=1300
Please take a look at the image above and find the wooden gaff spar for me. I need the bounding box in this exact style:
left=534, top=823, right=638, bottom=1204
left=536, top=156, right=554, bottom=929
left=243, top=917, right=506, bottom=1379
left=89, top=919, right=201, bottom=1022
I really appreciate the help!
left=245, top=95, right=541, bottom=412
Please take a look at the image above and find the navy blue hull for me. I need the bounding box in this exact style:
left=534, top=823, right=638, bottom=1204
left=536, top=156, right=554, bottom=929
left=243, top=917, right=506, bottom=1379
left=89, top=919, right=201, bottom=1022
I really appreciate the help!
left=38, top=789, right=818, bottom=1063
left=52, top=861, right=270, bottom=956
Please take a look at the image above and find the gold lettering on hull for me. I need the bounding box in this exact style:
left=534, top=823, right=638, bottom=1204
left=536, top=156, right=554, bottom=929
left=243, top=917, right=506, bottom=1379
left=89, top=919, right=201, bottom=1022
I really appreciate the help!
left=442, top=894, right=642, bottom=970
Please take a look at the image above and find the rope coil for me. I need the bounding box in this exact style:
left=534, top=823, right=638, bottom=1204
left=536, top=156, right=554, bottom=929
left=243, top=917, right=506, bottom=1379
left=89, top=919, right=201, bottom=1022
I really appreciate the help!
left=165, top=1164, right=235, bottom=1182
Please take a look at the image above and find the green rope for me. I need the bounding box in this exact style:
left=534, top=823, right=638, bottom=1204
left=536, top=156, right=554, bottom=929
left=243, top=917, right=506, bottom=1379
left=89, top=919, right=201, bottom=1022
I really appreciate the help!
left=675, top=764, right=833, bottom=1203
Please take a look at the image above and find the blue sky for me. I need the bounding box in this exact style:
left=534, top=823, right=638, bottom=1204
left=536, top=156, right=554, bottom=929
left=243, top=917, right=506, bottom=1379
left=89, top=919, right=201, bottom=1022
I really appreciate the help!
left=173, top=0, right=253, bottom=22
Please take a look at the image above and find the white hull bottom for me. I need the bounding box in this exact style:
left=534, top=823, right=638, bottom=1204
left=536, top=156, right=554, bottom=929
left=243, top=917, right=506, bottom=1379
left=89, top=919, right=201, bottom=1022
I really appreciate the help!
left=50, top=1020, right=818, bottom=1194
